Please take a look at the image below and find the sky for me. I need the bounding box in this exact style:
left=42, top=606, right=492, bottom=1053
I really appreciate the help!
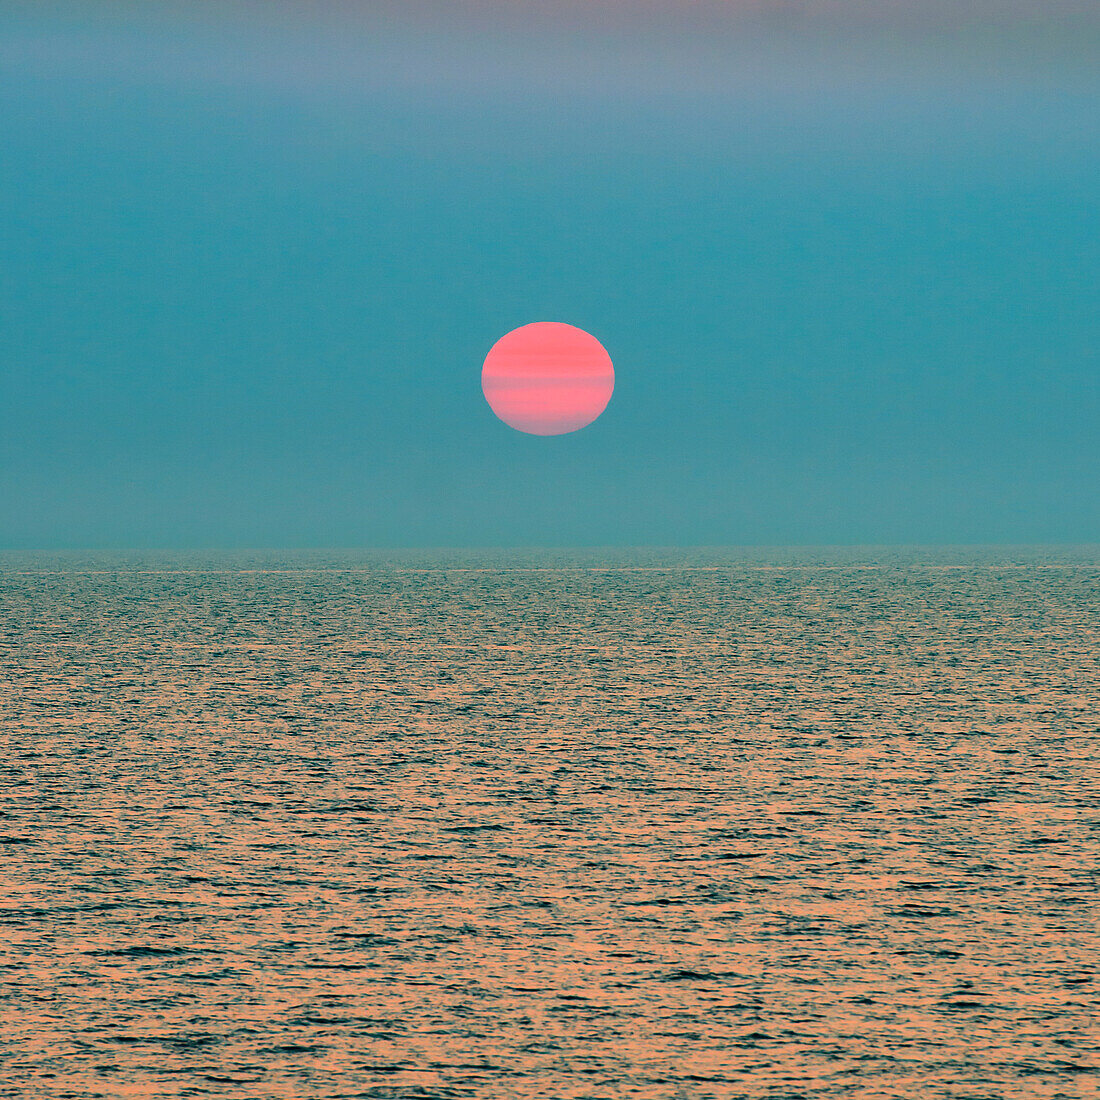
left=1, top=1, right=1098, bottom=548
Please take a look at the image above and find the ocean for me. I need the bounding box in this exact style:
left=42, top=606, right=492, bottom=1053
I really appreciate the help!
left=1, top=549, right=1097, bottom=1098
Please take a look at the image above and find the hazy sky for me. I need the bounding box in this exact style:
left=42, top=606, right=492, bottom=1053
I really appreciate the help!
left=2, top=2, right=1098, bottom=547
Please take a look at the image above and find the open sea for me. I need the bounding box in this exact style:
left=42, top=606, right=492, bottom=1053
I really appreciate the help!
left=0, top=548, right=1097, bottom=1099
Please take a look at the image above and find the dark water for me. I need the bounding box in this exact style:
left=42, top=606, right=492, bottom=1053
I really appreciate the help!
left=1, top=549, right=1097, bottom=1099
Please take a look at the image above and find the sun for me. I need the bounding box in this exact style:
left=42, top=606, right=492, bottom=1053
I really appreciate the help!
left=482, top=322, right=614, bottom=436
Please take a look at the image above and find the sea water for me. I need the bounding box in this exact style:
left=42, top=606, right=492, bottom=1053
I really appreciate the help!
left=1, top=548, right=1097, bottom=1098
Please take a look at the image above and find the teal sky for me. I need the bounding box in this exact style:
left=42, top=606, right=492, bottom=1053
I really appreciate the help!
left=2, top=2, right=1098, bottom=548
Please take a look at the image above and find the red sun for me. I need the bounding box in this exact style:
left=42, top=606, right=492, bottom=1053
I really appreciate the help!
left=482, top=322, right=614, bottom=436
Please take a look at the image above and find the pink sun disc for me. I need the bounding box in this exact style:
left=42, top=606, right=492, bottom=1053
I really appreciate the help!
left=482, top=322, right=614, bottom=436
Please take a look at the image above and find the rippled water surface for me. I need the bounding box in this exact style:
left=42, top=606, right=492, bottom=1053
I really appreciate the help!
left=1, top=549, right=1097, bottom=1099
